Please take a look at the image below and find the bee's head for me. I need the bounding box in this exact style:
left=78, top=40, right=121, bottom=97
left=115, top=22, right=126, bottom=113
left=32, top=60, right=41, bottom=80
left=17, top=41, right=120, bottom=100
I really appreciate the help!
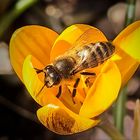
left=43, top=65, right=61, bottom=88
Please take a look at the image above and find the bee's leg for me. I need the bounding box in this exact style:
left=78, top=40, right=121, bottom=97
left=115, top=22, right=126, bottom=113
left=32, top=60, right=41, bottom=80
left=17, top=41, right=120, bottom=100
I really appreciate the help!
left=80, top=72, right=96, bottom=76
left=34, top=68, right=43, bottom=74
left=71, top=78, right=80, bottom=104
left=72, top=78, right=80, bottom=97
left=56, top=85, right=62, bottom=98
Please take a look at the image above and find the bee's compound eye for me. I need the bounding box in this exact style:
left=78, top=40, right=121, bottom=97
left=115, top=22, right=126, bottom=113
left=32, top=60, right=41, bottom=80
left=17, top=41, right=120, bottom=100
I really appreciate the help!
left=50, top=72, right=61, bottom=86
left=44, top=65, right=61, bottom=87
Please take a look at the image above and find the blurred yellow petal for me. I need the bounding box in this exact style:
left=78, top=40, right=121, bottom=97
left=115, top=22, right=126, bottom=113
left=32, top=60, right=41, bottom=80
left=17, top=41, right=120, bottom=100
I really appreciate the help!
left=10, top=25, right=58, bottom=81
left=80, top=61, right=121, bottom=118
left=37, top=104, right=100, bottom=135
left=112, top=21, right=140, bottom=86
left=50, top=24, right=107, bottom=61
left=113, top=20, right=140, bottom=61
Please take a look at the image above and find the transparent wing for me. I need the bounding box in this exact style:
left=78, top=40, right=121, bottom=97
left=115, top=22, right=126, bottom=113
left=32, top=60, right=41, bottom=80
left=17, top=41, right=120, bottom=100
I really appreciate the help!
left=56, top=28, right=109, bottom=74
left=63, top=28, right=100, bottom=55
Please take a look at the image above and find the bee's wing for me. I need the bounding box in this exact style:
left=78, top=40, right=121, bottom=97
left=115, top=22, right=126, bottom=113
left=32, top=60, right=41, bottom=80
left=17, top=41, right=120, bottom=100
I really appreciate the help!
left=62, top=29, right=108, bottom=74
left=72, top=28, right=100, bottom=50
left=63, top=28, right=99, bottom=57
left=70, top=47, right=99, bottom=74
left=59, top=29, right=100, bottom=74
left=73, top=28, right=95, bottom=48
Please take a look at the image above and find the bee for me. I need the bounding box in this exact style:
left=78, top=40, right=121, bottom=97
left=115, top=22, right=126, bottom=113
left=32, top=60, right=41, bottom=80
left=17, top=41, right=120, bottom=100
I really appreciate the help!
left=35, top=29, right=115, bottom=99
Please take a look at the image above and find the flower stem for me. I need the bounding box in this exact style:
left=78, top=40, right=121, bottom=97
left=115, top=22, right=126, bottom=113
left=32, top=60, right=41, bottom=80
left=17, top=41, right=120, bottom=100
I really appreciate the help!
left=113, top=0, right=136, bottom=134
left=99, top=117, right=125, bottom=140
left=113, top=87, right=127, bottom=134
left=0, top=0, right=38, bottom=38
left=125, top=0, right=136, bottom=26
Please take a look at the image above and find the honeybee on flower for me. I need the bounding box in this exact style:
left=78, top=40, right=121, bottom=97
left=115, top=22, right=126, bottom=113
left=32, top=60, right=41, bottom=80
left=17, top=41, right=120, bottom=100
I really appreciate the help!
left=34, top=28, right=115, bottom=102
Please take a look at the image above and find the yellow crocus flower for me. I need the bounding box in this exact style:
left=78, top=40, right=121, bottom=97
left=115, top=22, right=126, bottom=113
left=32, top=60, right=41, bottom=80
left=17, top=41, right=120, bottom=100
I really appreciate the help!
left=10, top=21, right=140, bottom=135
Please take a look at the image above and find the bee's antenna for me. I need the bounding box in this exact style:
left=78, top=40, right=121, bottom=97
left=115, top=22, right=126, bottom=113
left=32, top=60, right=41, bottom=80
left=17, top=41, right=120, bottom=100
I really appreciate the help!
left=35, top=83, right=47, bottom=97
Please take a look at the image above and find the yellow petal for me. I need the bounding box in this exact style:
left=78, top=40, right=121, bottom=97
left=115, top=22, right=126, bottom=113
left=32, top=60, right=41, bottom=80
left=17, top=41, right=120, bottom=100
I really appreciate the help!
left=37, top=104, right=100, bottom=135
left=10, top=25, right=58, bottom=81
left=80, top=61, right=121, bottom=118
left=22, top=55, right=60, bottom=106
left=113, top=20, right=140, bottom=61
left=111, top=48, right=139, bottom=86
left=50, top=24, right=107, bottom=61
left=112, top=21, right=140, bottom=86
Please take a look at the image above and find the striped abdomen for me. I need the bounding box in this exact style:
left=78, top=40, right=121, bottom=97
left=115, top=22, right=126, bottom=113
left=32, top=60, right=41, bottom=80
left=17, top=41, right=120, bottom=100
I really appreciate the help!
left=78, top=41, right=115, bottom=70
left=91, top=41, right=115, bottom=64
left=53, top=41, right=115, bottom=76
